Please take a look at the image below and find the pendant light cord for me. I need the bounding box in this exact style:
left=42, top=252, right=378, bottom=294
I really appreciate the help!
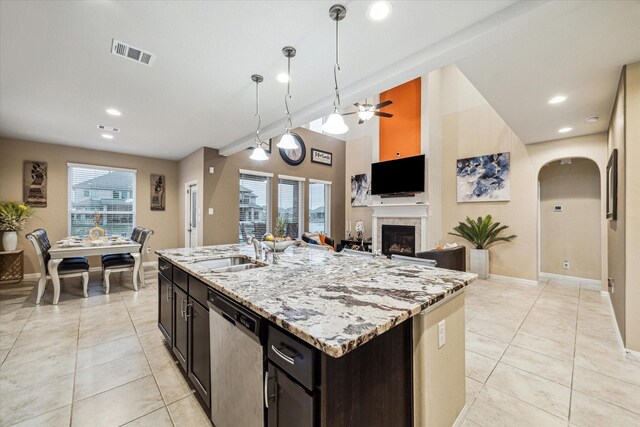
left=284, top=55, right=293, bottom=131
left=333, top=18, right=341, bottom=111
left=255, top=80, right=263, bottom=146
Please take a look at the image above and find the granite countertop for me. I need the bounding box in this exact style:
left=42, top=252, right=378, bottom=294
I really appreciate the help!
left=156, top=244, right=477, bottom=358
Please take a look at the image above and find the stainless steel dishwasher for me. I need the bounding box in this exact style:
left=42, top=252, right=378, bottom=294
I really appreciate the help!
left=208, top=289, right=264, bottom=427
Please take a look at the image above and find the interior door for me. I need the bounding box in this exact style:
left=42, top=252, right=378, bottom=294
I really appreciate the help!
left=186, top=182, right=198, bottom=247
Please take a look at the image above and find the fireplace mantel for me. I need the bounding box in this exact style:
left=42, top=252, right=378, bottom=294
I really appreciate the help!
left=371, top=204, right=429, bottom=253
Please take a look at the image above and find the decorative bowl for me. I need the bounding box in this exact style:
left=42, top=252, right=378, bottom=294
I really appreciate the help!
left=261, top=240, right=297, bottom=252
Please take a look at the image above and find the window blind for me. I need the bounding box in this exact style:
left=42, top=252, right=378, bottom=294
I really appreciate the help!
left=309, top=181, right=331, bottom=235
left=67, top=164, right=136, bottom=237
left=278, top=177, right=303, bottom=239
left=239, top=172, right=272, bottom=242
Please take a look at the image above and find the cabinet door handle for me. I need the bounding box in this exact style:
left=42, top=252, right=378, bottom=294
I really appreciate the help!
left=180, top=298, right=186, bottom=318
left=166, top=286, right=172, bottom=302
left=264, top=371, right=269, bottom=409
left=184, top=303, right=192, bottom=322
left=271, top=345, right=296, bottom=365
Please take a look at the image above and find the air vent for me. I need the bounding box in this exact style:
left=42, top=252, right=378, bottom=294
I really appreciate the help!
left=97, top=125, right=120, bottom=133
left=111, top=39, right=155, bottom=66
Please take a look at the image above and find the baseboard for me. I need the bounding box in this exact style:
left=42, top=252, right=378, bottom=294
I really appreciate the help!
left=452, top=402, right=471, bottom=427
left=539, top=272, right=602, bottom=289
left=488, top=274, right=538, bottom=287
left=603, top=291, right=640, bottom=360
left=22, top=261, right=158, bottom=281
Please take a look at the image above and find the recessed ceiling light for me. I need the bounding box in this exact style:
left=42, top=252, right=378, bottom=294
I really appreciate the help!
left=368, top=1, right=392, bottom=21
left=101, top=133, right=114, bottom=140
left=558, top=127, right=572, bottom=133
left=585, top=116, right=599, bottom=123
left=548, top=96, right=567, bottom=104
left=276, top=73, right=289, bottom=83
left=105, top=108, right=121, bottom=116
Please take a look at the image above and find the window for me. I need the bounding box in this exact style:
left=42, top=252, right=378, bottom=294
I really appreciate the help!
left=239, top=170, right=273, bottom=243
left=68, top=163, right=136, bottom=237
left=309, top=179, right=331, bottom=234
left=278, top=176, right=305, bottom=239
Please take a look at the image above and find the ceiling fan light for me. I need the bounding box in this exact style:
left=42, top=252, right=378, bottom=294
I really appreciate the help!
left=277, top=132, right=298, bottom=149
left=250, top=145, right=269, bottom=161
left=358, top=110, right=375, bottom=121
left=322, top=112, right=349, bottom=135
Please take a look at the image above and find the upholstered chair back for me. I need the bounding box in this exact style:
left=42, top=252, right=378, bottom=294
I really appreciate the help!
left=26, top=229, right=52, bottom=275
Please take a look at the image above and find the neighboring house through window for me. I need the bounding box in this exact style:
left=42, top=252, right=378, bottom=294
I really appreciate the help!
left=68, top=163, right=136, bottom=237
left=239, top=170, right=273, bottom=243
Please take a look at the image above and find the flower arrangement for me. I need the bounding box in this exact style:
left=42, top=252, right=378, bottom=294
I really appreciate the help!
left=0, top=201, right=35, bottom=232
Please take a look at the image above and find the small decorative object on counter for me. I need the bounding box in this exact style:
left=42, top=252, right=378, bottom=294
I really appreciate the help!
left=0, top=201, right=35, bottom=251
left=261, top=219, right=297, bottom=253
left=88, top=210, right=105, bottom=240
left=448, top=215, right=516, bottom=279
left=355, top=220, right=365, bottom=240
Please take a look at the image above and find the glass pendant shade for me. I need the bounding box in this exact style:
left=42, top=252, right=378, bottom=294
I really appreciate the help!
left=358, top=110, right=375, bottom=121
left=322, top=112, right=349, bottom=135
left=277, top=132, right=298, bottom=149
left=250, top=145, right=268, bottom=161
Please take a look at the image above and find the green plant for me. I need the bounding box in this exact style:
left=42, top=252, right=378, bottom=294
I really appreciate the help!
left=274, top=217, right=288, bottom=239
left=0, top=201, right=35, bottom=232
left=448, top=215, right=516, bottom=249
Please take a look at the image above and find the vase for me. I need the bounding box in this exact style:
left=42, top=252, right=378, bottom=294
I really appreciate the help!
left=470, top=248, right=489, bottom=279
left=2, top=231, right=18, bottom=251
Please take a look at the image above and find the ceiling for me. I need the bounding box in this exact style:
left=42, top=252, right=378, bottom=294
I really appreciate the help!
left=1, top=1, right=638, bottom=160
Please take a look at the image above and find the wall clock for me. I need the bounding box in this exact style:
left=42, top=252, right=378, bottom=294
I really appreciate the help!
left=279, top=132, right=306, bottom=166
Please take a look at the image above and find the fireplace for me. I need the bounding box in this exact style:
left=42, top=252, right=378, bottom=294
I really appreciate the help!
left=381, top=225, right=416, bottom=256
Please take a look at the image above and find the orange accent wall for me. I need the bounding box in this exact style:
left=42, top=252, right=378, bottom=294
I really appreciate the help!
left=379, top=78, right=421, bottom=161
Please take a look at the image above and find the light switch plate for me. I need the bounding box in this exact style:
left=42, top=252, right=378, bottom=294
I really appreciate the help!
left=208, top=208, right=214, bottom=215
left=209, top=167, right=214, bottom=174
left=438, top=319, right=446, bottom=348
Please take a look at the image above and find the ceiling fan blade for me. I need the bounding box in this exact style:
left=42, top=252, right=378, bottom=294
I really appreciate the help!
left=358, top=118, right=365, bottom=125
left=341, top=112, right=358, bottom=116
left=374, top=111, right=393, bottom=118
left=353, top=102, right=361, bottom=108
left=372, top=100, right=393, bottom=110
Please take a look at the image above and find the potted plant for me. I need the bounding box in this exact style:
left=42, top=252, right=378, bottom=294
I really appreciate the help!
left=448, top=215, right=516, bottom=279
left=0, top=201, right=35, bottom=251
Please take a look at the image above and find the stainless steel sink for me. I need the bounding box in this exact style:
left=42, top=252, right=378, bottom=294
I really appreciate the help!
left=194, top=256, right=265, bottom=273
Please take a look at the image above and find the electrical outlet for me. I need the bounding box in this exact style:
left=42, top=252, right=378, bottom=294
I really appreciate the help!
left=146, top=247, right=151, bottom=254
left=438, top=319, right=446, bottom=348
left=563, top=260, right=570, bottom=269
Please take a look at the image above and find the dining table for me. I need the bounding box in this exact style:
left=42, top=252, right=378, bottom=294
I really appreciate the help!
left=48, top=238, right=141, bottom=304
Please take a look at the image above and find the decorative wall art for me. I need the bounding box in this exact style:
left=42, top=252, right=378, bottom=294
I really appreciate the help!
left=311, top=148, right=332, bottom=166
left=151, top=174, right=166, bottom=211
left=351, top=173, right=371, bottom=207
left=606, top=149, right=618, bottom=220
left=456, top=152, right=510, bottom=202
left=23, top=161, right=48, bottom=207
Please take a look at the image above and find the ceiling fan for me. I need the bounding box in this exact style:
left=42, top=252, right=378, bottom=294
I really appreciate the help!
left=341, top=100, right=393, bottom=124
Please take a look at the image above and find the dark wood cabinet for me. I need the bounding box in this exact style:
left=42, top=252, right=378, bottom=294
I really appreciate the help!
left=172, top=285, right=188, bottom=371
left=188, top=298, right=210, bottom=407
left=267, top=362, right=315, bottom=427
left=158, top=273, right=173, bottom=343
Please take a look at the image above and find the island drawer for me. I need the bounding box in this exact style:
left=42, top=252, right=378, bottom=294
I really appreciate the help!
left=188, top=276, right=208, bottom=309
left=268, top=325, right=316, bottom=391
left=158, top=258, right=172, bottom=281
left=173, top=267, right=188, bottom=292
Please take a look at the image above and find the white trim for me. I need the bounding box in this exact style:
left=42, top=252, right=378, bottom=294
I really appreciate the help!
left=67, top=162, right=137, bottom=173
left=452, top=403, right=471, bottom=427
left=603, top=291, right=640, bottom=360
left=538, top=272, right=602, bottom=288
left=309, top=178, right=332, bottom=185
left=23, top=261, right=158, bottom=281
left=488, top=274, right=539, bottom=287
left=239, top=169, right=274, bottom=178
left=278, top=174, right=306, bottom=182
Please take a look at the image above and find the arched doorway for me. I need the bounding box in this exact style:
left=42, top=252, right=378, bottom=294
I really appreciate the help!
left=538, top=158, right=601, bottom=282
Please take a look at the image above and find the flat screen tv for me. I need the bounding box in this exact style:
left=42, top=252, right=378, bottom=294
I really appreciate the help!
left=371, top=154, right=425, bottom=196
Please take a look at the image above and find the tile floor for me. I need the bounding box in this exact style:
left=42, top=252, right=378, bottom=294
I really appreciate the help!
left=1, top=272, right=639, bottom=426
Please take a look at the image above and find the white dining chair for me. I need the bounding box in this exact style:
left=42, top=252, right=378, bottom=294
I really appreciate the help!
left=102, top=228, right=153, bottom=293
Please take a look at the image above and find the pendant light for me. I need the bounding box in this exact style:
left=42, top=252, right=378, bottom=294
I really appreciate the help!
left=249, top=74, right=269, bottom=161
left=278, top=46, right=299, bottom=150
left=322, top=4, right=349, bottom=135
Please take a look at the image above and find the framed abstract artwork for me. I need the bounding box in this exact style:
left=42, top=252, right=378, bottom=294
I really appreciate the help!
left=606, top=149, right=618, bottom=220
left=23, top=160, right=48, bottom=207
left=351, top=173, right=371, bottom=207
left=456, top=152, right=510, bottom=202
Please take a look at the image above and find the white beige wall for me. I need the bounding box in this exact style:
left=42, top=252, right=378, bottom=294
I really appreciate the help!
left=0, top=137, right=179, bottom=274
left=345, top=136, right=373, bottom=238
left=539, top=159, right=601, bottom=280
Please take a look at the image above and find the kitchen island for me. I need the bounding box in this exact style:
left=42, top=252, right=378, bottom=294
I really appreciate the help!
left=156, top=244, right=476, bottom=427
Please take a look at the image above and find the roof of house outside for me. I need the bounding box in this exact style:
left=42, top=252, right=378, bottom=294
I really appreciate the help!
left=73, top=172, right=134, bottom=191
